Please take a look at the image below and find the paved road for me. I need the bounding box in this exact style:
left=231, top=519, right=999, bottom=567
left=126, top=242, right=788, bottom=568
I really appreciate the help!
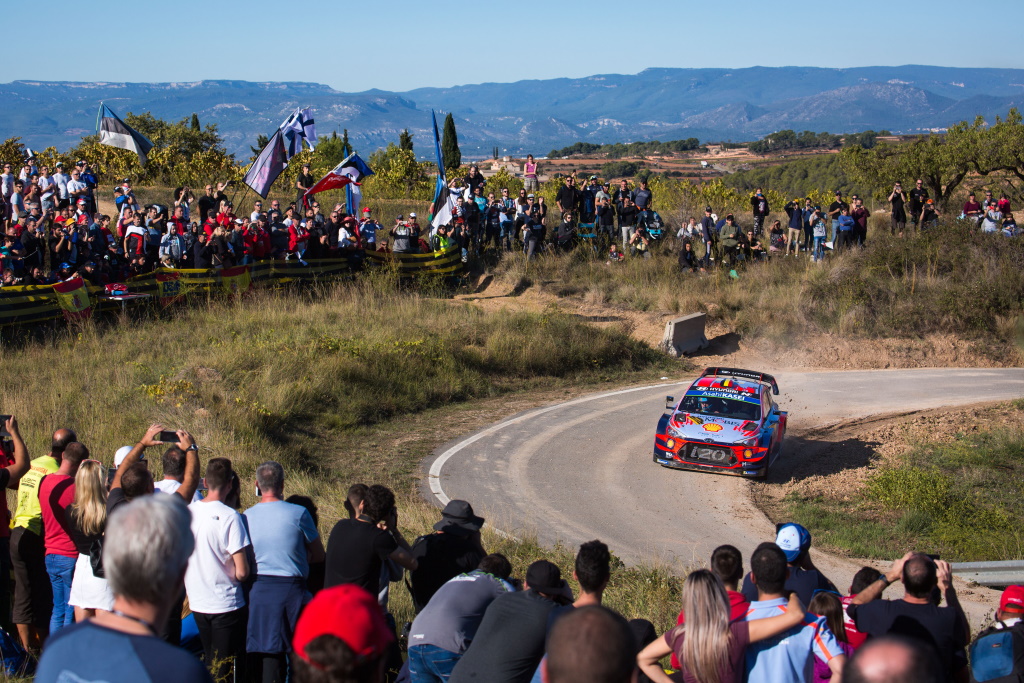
left=426, top=368, right=1024, bottom=607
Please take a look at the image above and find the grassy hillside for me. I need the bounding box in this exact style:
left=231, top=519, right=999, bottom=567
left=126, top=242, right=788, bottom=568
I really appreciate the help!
left=492, top=221, right=1024, bottom=360
left=0, top=277, right=685, bottom=649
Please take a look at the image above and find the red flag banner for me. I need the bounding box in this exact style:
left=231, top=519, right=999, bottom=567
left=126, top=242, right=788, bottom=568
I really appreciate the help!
left=220, top=265, right=252, bottom=295
left=155, top=271, right=183, bottom=307
left=52, top=277, right=92, bottom=321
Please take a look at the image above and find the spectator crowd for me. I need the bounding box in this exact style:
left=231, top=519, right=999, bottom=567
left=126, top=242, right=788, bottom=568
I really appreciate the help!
left=0, top=149, right=1018, bottom=289
left=0, top=414, right=1003, bottom=683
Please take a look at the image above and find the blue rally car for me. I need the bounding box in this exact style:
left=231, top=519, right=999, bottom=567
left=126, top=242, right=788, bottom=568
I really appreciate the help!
left=653, top=367, right=787, bottom=479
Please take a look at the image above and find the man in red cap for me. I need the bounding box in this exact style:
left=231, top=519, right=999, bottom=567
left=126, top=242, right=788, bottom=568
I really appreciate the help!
left=292, top=584, right=393, bottom=683
left=968, top=585, right=1024, bottom=683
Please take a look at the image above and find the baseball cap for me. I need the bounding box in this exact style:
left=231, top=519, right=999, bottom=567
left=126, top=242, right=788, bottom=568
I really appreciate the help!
left=526, top=560, right=571, bottom=598
left=77, top=198, right=87, bottom=204
left=396, top=215, right=403, bottom=220
left=1000, top=586, right=1024, bottom=613
left=362, top=207, right=371, bottom=213
left=76, top=160, right=86, bottom=166
left=775, top=522, right=812, bottom=563
left=704, top=206, right=713, bottom=212
left=113, top=445, right=140, bottom=467
left=54, top=161, right=63, bottom=167
left=293, top=585, right=393, bottom=664
left=409, top=212, right=417, bottom=218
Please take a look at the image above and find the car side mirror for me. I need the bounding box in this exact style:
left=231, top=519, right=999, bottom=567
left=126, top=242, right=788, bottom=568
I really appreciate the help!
left=665, top=396, right=675, bottom=410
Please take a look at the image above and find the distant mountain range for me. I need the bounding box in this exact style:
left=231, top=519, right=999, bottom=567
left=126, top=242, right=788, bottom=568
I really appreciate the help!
left=3, top=65, right=1023, bottom=159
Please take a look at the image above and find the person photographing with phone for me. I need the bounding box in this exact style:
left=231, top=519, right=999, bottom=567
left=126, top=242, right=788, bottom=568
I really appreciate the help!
left=846, top=551, right=969, bottom=680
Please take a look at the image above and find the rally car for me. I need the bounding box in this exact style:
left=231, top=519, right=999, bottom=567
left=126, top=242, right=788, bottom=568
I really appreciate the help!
left=653, top=367, right=787, bottom=479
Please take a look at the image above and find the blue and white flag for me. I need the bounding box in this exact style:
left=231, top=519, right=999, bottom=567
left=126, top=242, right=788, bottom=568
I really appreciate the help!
left=431, top=111, right=456, bottom=228
left=280, top=107, right=317, bottom=158
left=96, top=104, right=155, bottom=165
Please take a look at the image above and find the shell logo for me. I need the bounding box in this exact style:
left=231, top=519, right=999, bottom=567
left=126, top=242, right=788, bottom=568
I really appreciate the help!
left=703, top=423, right=723, bottom=433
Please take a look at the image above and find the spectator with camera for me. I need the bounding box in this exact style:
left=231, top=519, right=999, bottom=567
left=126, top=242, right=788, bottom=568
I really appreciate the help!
left=846, top=552, right=968, bottom=679
left=325, top=484, right=418, bottom=594
left=11, top=427, right=74, bottom=651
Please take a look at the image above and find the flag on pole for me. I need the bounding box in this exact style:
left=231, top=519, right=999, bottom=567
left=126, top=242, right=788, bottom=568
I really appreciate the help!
left=303, top=153, right=373, bottom=207
left=242, top=130, right=289, bottom=198
left=346, top=183, right=362, bottom=217
left=280, top=107, right=317, bottom=158
left=430, top=111, right=456, bottom=228
left=96, top=104, right=155, bottom=165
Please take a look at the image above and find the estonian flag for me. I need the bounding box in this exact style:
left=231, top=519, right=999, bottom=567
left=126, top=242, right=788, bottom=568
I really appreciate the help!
left=243, top=130, right=289, bottom=198
left=97, top=104, right=154, bottom=166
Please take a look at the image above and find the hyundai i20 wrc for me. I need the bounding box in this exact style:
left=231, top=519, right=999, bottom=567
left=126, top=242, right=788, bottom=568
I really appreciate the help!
left=653, top=367, right=787, bottom=479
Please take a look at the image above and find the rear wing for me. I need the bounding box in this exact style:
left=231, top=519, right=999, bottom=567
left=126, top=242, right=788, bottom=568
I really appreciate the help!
left=701, top=367, right=779, bottom=395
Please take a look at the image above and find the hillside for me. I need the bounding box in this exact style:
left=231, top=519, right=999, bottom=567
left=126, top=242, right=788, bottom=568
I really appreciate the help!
left=3, top=65, right=1023, bottom=157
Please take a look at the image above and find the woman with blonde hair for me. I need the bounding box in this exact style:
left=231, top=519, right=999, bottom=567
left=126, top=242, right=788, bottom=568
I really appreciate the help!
left=638, top=569, right=805, bottom=683
left=67, top=460, right=114, bottom=620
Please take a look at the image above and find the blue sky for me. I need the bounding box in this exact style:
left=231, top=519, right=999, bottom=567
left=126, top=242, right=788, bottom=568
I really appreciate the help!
left=9, top=0, right=1023, bottom=91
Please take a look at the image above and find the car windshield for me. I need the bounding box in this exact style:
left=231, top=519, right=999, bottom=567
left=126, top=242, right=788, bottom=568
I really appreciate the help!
left=678, top=394, right=761, bottom=422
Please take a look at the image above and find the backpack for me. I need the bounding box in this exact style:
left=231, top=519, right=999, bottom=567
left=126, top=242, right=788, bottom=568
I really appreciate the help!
left=0, top=626, right=32, bottom=676
left=970, top=621, right=1024, bottom=683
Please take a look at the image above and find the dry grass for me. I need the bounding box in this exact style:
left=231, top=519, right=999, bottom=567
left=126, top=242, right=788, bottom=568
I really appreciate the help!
left=490, top=222, right=1024, bottom=359
left=0, top=276, right=686, bottom=660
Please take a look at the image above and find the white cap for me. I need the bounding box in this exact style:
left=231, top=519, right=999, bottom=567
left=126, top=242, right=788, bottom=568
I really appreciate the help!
left=113, top=445, right=139, bottom=467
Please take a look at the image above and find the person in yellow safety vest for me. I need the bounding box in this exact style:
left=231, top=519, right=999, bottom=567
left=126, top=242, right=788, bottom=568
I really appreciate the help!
left=10, top=423, right=63, bottom=653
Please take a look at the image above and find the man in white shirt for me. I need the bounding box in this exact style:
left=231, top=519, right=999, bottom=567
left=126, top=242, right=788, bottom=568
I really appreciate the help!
left=52, top=162, right=70, bottom=209
left=66, top=170, right=88, bottom=206
left=37, top=167, right=56, bottom=213
left=153, top=446, right=203, bottom=502
left=185, top=457, right=251, bottom=682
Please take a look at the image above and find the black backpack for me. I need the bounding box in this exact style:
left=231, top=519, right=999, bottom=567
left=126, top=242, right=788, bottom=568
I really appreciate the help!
left=971, top=621, right=1024, bottom=683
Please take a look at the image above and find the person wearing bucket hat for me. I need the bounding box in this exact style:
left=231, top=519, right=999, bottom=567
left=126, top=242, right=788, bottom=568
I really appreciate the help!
left=740, top=523, right=837, bottom=605
left=450, top=560, right=572, bottom=683
left=407, top=500, right=487, bottom=612
left=292, top=584, right=393, bottom=683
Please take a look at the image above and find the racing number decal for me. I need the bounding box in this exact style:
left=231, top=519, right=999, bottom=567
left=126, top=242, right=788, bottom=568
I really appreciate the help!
left=693, top=447, right=729, bottom=462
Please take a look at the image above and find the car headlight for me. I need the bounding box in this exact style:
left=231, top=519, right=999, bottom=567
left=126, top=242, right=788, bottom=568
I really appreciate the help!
left=735, top=436, right=759, bottom=447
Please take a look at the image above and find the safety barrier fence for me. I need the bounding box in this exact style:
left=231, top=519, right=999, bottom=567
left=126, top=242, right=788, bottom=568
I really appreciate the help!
left=0, top=246, right=465, bottom=327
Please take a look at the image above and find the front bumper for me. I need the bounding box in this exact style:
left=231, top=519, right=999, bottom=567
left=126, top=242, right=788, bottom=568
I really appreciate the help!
left=653, top=434, right=767, bottom=477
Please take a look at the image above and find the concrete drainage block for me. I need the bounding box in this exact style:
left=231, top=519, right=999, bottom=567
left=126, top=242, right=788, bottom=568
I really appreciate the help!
left=660, top=313, right=709, bottom=357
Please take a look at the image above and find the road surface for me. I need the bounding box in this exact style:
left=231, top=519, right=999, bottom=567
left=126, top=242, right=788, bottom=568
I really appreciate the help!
left=425, top=368, right=1024, bottom=620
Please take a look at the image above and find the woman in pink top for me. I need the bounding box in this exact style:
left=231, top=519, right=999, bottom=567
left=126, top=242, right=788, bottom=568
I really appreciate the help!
left=523, top=154, right=539, bottom=193
left=638, top=570, right=805, bottom=683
